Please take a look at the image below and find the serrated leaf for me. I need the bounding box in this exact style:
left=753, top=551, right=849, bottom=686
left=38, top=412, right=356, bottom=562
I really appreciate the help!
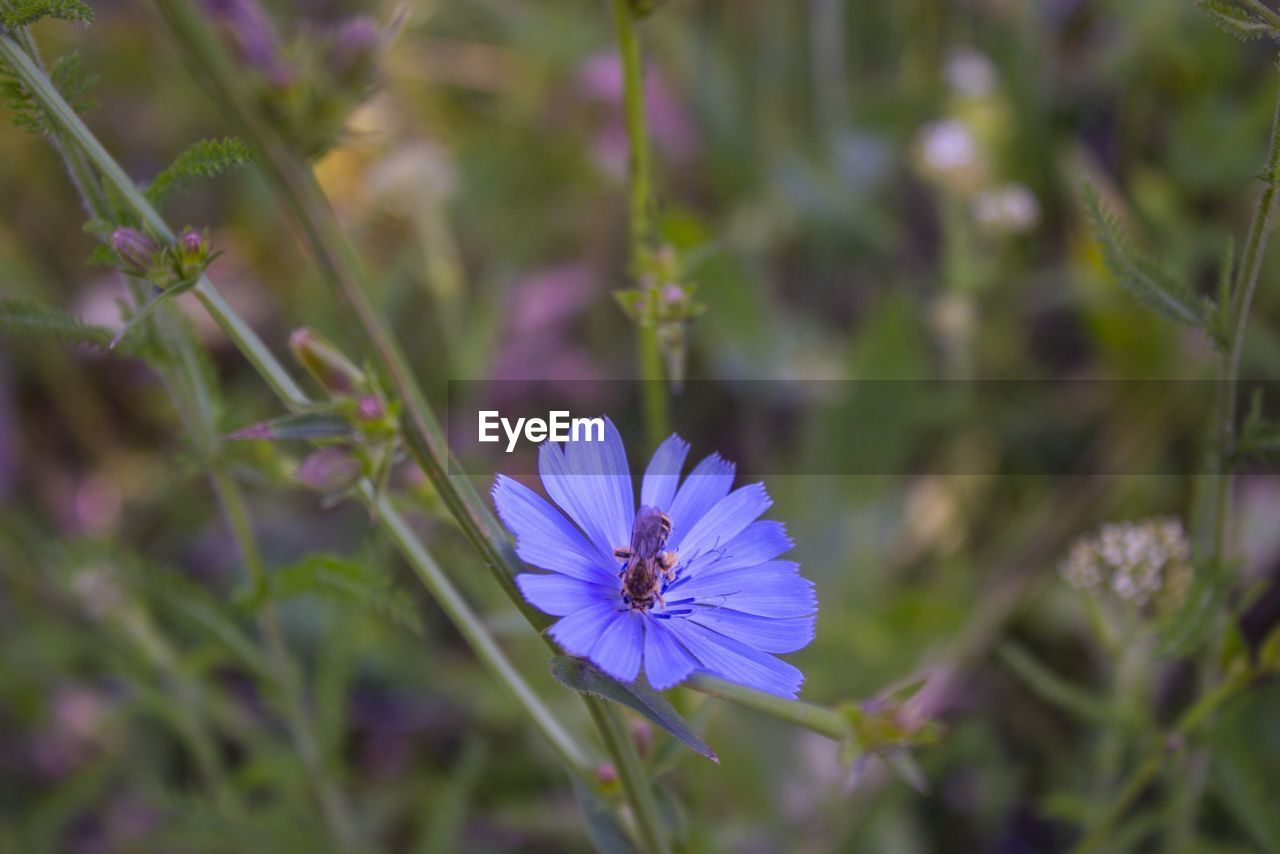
left=0, top=297, right=156, bottom=358
left=1, top=0, right=93, bottom=29
left=1083, top=183, right=1212, bottom=328
left=1199, top=0, right=1279, bottom=41
left=252, top=554, right=423, bottom=635
left=228, top=411, right=353, bottom=442
left=549, top=656, right=718, bottom=763
left=145, top=137, right=257, bottom=206
left=1, top=49, right=95, bottom=136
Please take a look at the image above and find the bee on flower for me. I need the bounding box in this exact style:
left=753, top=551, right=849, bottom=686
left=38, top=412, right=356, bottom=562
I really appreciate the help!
left=493, top=418, right=817, bottom=698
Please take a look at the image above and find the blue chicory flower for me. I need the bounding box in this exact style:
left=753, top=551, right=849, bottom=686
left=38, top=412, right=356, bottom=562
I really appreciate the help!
left=493, top=418, right=816, bottom=698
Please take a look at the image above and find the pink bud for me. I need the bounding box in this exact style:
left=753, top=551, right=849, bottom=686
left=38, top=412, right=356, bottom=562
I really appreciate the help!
left=289, top=328, right=364, bottom=396
left=356, top=395, right=384, bottom=421
left=110, top=228, right=159, bottom=273
left=297, top=447, right=362, bottom=493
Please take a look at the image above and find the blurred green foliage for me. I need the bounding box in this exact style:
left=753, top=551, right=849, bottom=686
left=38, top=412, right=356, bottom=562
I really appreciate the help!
left=3, top=0, right=1280, bottom=851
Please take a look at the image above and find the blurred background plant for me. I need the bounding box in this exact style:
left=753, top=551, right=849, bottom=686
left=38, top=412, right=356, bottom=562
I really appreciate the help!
left=3, top=0, right=1280, bottom=851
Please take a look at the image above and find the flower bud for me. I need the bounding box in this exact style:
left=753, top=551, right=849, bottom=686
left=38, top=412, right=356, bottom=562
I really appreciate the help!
left=111, top=228, right=159, bottom=274
left=327, top=17, right=379, bottom=87
left=356, top=395, right=384, bottom=422
left=297, top=447, right=362, bottom=493
left=172, top=228, right=213, bottom=281
left=289, top=328, right=365, bottom=396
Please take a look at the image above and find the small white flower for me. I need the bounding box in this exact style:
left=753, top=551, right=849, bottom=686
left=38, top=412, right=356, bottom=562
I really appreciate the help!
left=946, top=48, right=997, bottom=98
left=972, top=184, right=1040, bottom=235
left=918, top=119, right=978, bottom=174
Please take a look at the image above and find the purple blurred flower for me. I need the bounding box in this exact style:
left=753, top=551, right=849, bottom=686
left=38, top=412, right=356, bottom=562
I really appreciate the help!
left=327, top=17, right=380, bottom=84
left=203, top=0, right=293, bottom=86
left=578, top=52, right=698, bottom=177
left=491, top=263, right=604, bottom=384
left=494, top=419, right=816, bottom=697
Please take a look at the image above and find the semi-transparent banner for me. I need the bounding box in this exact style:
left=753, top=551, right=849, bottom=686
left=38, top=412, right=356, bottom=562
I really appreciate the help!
left=443, top=380, right=1279, bottom=477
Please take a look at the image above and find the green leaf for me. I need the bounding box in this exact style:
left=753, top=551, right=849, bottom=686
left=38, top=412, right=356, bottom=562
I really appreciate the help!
left=1199, top=0, right=1279, bottom=41
left=250, top=554, right=423, bottom=635
left=549, top=656, right=718, bottom=763
left=145, top=137, right=257, bottom=206
left=108, top=287, right=172, bottom=350
left=997, top=642, right=1113, bottom=722
left=571, top=777, right=637, bottom=854
left=1, top=0, right=93, bottom=29
left=1157, top=564, right=1233, bottom=657
left=1, top=49, right=95, bottom=135
left=0, top=297, right=156, bottom=358
left=1082, top=183, right=1212, bottom=328
left=228, top=411, right=354, bottom=442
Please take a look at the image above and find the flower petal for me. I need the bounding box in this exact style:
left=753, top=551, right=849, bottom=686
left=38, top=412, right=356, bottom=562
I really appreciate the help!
left=493, top=475, right=614, bottom=583
left=686, top=609, right=815, bottom=653
left=681, top=521, right=793, bottom=578
left=676, top=561, right=817, bottom=618
left=538, top=418, right=634, bottom=557
left=640, top=434, right=690, bottom=511
left=642, top=618, right=699, bottom=690
left=667, top=452, right=735, bottom=548
left=548, top=601, right=623, bottom=657
left=677, top=483, right=773, bottom=563
left=516, top=573, right=616, bottom=617
left=589, top=609, right=644, bottom=682
left=664, top=619, right=805, bottom=699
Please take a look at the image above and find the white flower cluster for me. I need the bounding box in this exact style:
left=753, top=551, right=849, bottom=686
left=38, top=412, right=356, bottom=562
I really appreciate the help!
left=972, top=184, right=1040, bottom=236
left=1060, top=517, right=1192, bottom=613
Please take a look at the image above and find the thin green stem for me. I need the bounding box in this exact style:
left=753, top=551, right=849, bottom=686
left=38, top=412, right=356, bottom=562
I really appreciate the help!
left=144, top=1, right=668, bottom=838
left=369, top=486, right=593, bottom=776
left=5, top=30, right=355, bottom=849
left=117, top=605, right=243, bottom=818
left=688, top=674, right=848, bottom=740
left=611, top=0, right=655, bottom=258
left=1073, top=670, right=1250, bottom=854
left=1208, top=66, right=1280, bottom=562
left=3, top=14, right=599, bottom=787
left=588, top=700, right=669, bottom=854
left=610, top=0, right=669, bottom=449
left=0, top=32, right=310, bottom=410
left=1242, top=0, right=1280, bottom=30
left=210, top=469, right=361, bottom=851
left=146, top=0, right=538, bottom=625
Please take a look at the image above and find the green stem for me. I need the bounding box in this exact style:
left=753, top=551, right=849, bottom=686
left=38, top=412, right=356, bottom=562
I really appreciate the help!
left=210, top=469, right=361, bottom=850
left=117, top=605, right=242, bottom=818
left=144, top=2, right=667, bottom=839
left=1208, top=66, right=1280, bottom=562
left=610, top=0, right=669, bottom=449
left=3, top=12, right=600, bottom=789
left=369, top=486, right=593, bottom=776
left=611, top=0, right=654, bottom=258
left=146, top=0, right=538, bottom=625
left=588, top=700, right=670, bottom=854
left=688, top=674, right=848, bottom=740
left=1073, top=670, right=1249, bottom=854
left=638, top=322, right=668, bottom=449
